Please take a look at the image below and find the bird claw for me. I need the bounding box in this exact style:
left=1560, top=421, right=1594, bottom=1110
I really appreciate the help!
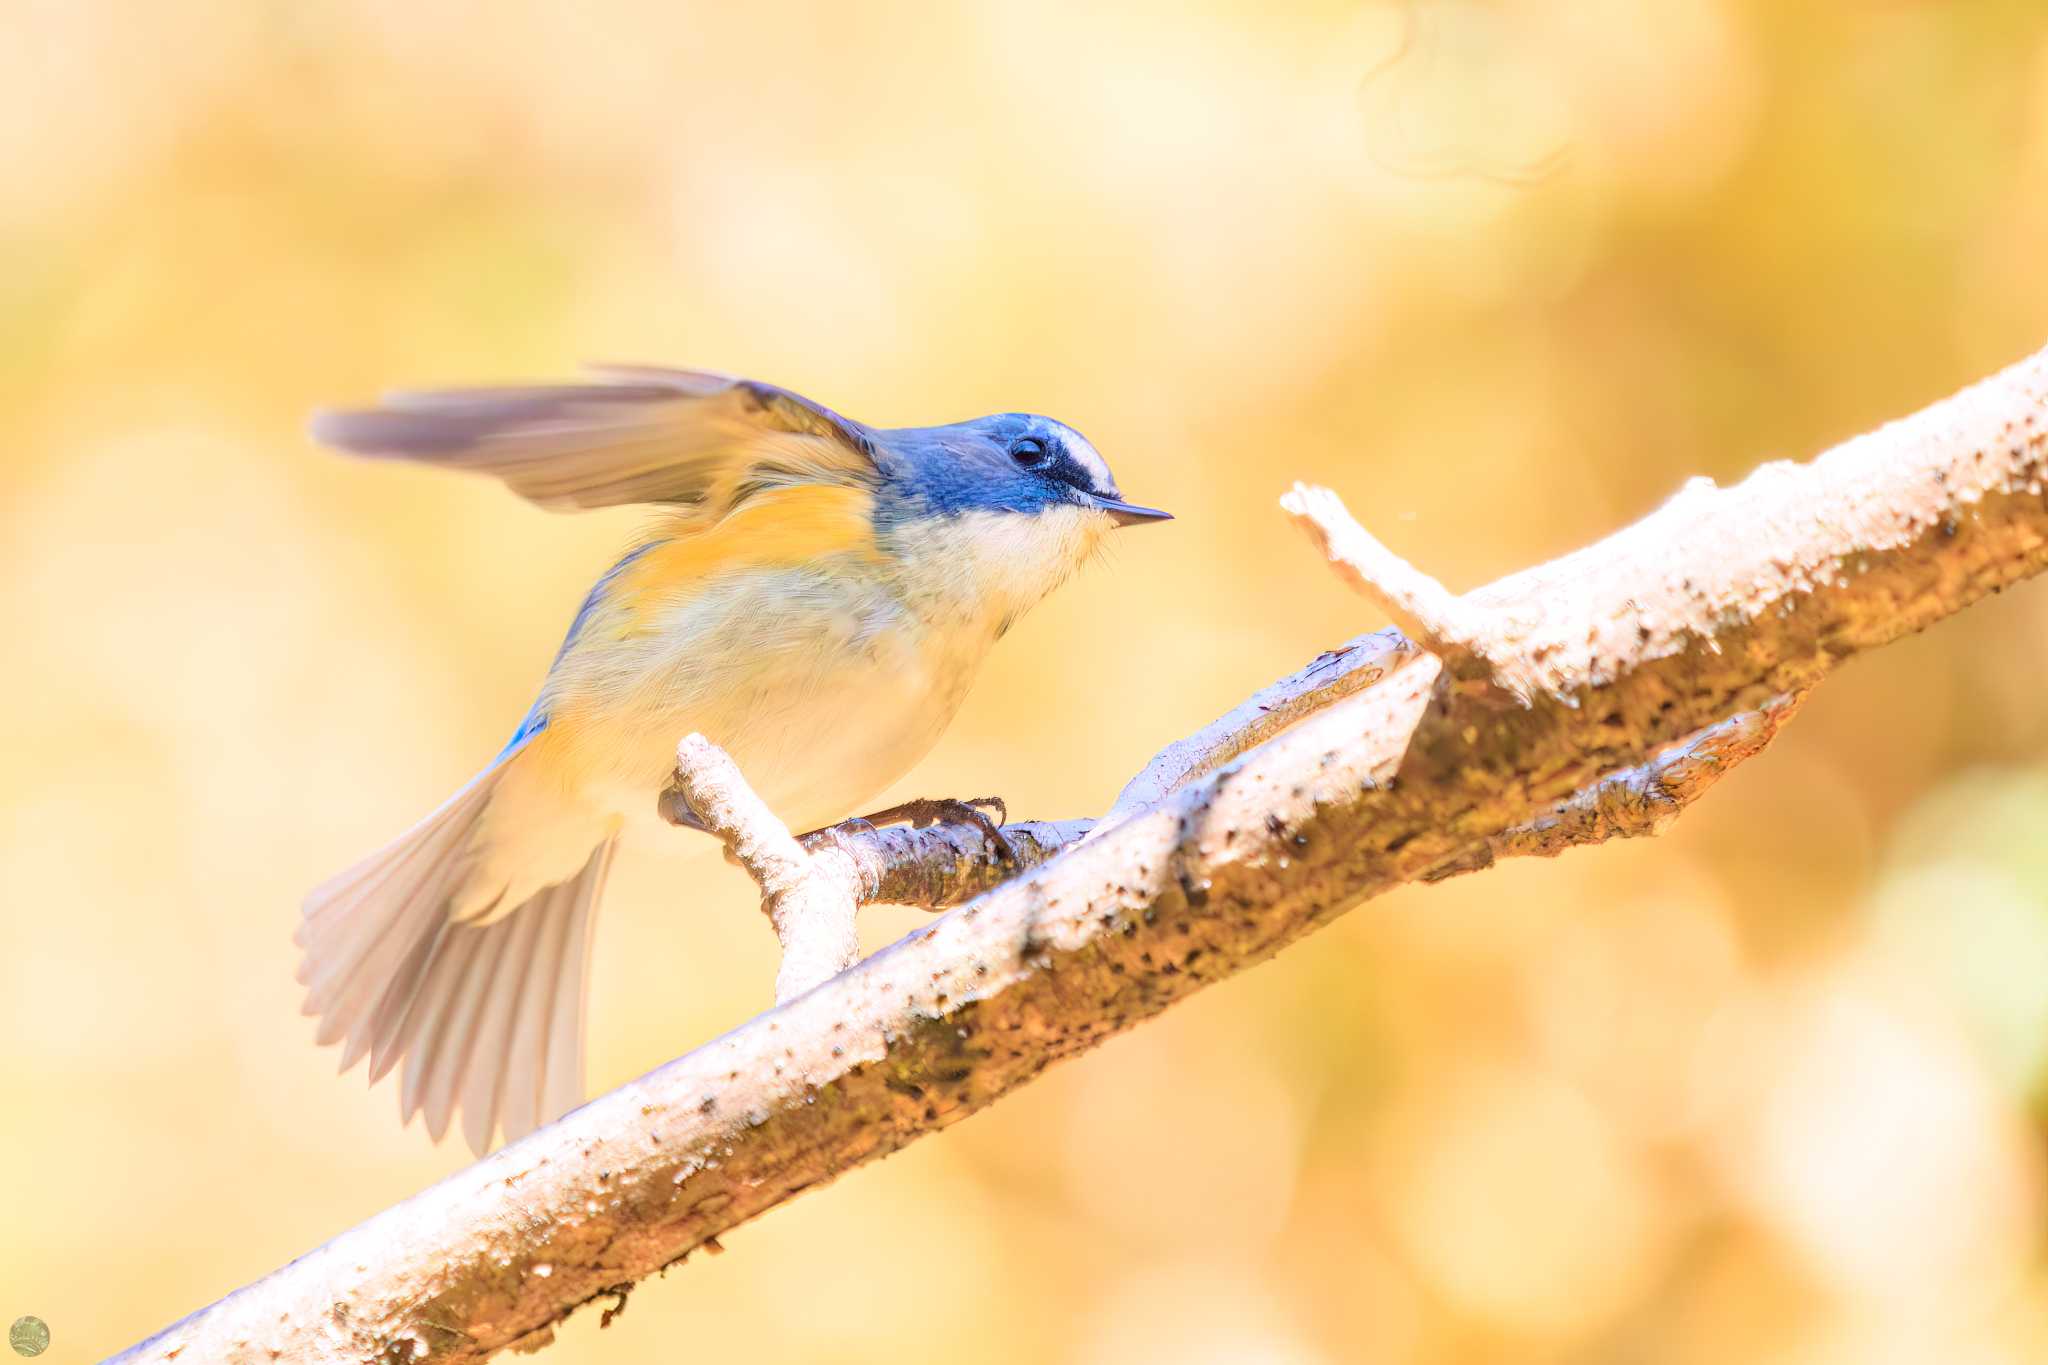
left=796, top=816, right=880, bottom=858
left=656, top=780, right=704, bottom=830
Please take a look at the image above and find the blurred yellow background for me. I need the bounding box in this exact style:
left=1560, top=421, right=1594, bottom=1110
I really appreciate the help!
left=8, top=1, right=2048, bottom=1360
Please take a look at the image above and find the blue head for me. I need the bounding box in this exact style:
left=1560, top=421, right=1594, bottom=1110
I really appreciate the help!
left=878, top=413, right=1168, bottom=526
left=870, top=413, right=1169, bottom=624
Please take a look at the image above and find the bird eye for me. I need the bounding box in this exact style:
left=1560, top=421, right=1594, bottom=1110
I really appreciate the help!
left=1010, top=437, right=1050, bottom=468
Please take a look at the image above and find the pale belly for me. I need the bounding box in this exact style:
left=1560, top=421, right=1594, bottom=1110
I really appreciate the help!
left=459, top=565, right=992, bottom=918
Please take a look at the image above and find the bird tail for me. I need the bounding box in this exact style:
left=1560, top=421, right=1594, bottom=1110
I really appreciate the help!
left=295, top=765, right=615, bottom=1156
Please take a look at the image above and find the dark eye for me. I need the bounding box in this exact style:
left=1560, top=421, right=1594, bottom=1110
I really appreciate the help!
left=1010, top=437, right=1050, bottom=468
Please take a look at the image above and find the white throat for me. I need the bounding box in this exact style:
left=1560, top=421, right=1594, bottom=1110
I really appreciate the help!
left=889, top=504, right=1112, bottom=634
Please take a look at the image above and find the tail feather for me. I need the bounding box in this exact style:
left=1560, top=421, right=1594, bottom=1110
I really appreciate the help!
left=300, top=775, right=496, bottom=1066
left=544, top=855, right=606, bottom=1122
left=461, top=843, right=610, bottom=1149
left=497, top=887, right=571, bottom=1145
left=458, top=895, right=552, bottom=1154
left=299, top=766, right=615, bottom=1155
left=395, top=917, right=493, bottom=1130
left=298, top=779, right=481, bottom=1021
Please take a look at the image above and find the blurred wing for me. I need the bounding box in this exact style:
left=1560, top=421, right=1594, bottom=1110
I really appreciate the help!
left=309, top=365, right=880, bottom=514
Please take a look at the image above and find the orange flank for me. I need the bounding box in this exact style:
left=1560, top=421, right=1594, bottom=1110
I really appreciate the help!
left=614, top=483, right=881, bottom=635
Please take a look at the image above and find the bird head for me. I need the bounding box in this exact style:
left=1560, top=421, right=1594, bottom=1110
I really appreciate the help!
left=875, top=414, right=1170, bottom=626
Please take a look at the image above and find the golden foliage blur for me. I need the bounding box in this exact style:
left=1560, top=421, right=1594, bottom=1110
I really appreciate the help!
left=7, top=1, right=2048, bottom=1360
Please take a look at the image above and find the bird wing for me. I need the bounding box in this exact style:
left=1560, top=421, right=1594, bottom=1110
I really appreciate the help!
left=309, top=365, right=881, bottom=514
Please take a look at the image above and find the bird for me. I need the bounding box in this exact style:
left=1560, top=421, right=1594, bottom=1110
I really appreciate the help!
left=295, top=365, right=1170, bottom=1157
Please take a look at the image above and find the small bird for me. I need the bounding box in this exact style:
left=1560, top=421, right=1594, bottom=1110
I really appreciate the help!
left=297, top=366, right=1169, bottom=1155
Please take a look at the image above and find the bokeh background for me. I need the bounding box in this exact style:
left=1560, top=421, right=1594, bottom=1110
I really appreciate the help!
left=8, top=1, right=2048, bottom=1360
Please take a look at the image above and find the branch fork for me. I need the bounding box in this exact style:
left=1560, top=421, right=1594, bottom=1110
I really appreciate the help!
left=1280, top=481, right=1544, bottom=703
left=665, top=736, right=862, bottom=1003
left=665, top=735, right=1086, bottom=1001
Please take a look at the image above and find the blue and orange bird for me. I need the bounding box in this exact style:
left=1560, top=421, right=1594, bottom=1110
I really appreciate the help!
left=297, top=366, right=1169, bottom=1155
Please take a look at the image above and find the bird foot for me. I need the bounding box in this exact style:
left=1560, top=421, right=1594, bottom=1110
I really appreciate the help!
left=803, top=797, right=1016, bottom=864
left=656, top=778, right=705, bottom=830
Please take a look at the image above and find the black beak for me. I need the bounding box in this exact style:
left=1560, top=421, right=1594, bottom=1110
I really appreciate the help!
left=1095, top=497, right=1174, bottom=528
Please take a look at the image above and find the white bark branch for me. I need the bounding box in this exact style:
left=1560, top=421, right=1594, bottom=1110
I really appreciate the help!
left=669, top=734, right=861, bottom=1003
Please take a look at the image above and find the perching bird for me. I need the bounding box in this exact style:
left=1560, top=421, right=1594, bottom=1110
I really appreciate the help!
left=296, top=365, right=1169, bottom=1156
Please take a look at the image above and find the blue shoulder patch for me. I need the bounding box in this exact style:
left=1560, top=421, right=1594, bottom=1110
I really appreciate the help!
left=494, top=541, right=659, bottom=762
left=498, top=702, right=550, bottom=760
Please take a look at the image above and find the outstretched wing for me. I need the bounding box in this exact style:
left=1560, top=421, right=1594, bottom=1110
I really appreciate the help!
left=309, top=365, right=881, bottom=515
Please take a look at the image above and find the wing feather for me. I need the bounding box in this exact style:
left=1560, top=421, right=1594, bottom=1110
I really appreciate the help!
left=309, top=366, right=880, bottom=515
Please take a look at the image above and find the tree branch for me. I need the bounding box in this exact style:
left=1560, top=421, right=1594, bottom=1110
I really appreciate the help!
left=1420, top=688, right=1810, bottom=882
left=668, top=734, right=863, bottom=1003
left=671, top=731, right=1092, bottom=1000
left=798, top=817, right=1091, bottom=910
left=113, top=344, right=2048, bottom=1364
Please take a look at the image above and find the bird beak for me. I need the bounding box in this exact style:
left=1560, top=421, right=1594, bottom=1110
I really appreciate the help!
left=1094, top=497, right=1174, bottom=527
